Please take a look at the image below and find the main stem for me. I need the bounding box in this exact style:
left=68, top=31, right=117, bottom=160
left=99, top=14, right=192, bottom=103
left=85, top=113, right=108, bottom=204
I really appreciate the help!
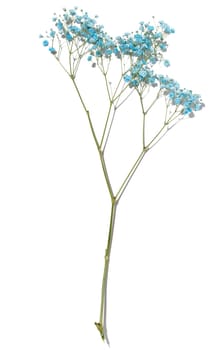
left=95, top=198, right=118, bottom=343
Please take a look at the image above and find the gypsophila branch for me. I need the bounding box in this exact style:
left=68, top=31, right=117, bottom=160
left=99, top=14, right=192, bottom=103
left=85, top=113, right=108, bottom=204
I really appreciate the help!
left=40, top=7, right=205, bottom=344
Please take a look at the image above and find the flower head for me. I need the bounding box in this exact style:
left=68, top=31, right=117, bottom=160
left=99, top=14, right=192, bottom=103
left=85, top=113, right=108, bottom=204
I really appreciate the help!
left=163, top=59, right=170, bottom=67
left=42, top=40, right=49, bottom=47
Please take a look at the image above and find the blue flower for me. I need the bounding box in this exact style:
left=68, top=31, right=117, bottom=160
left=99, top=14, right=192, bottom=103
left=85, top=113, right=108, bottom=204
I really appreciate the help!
left=69, top=9, right=76, bottom=16
left=50, top=30, right=56, bottom=38
left=129, top=79, right=139, bottom=87
left=134, top=34, right=143, bottom=43
left=56, top=20, right=63, bottom=31
left=43, top=40, right=49, bottom=47
left=105, top=49, right=113, bottom=56
left=160, top=43, right=167, bottom=52
left=194, top=104, right=202, bottom=111
left=150, top=56, right=157, bottom=64
left=69, top=25, right=80, bottom=34
left=147, top=25, right=154, bottom=31
left=49, top=47, right=57, bottom=54
left=66, top=32, right=73, bottom=41
left=164, top=59, right=170, bottom=67
left=123, top=75, right=131, bottom=83
left=154, top=32, right=162, bottom=39
left=169, top=91, right=175, bottom=98
left=174, top=97, right=181, bottom=105
left=183, top=107, right=192, bottom=115
left=159, top=21, right=175, bottom=34
left=139, top=70, right=147, bottom=78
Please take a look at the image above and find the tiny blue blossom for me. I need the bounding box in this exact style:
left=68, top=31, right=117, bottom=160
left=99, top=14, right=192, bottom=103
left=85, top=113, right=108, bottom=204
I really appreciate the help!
left=49, top=47, right=57, bottom=54
left=148, top=25, right=154, bottom=31
left=56, top=20, right=63, bottom=31
left=43, top=40, right=49, bottom=47
left=183, top=107, right=192, bottom=115
left=123, top=75, right=131, bottom=83
left=66, top=32, right=73, bottom=41
left=164, top=59, right=170, bottom=67
left=70, top=9, right=76, bottom=16
left=160, top=43, right=167, bottom=51
left=174, top=98, right=181, bottom=105
left=50, top=30, right=56, bottom=38
left=139, top=70, right=147, bottom=78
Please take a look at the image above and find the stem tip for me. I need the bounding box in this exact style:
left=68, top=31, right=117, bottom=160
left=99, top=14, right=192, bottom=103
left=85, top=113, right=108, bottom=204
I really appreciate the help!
left=94, top=322, right=105, bottom=340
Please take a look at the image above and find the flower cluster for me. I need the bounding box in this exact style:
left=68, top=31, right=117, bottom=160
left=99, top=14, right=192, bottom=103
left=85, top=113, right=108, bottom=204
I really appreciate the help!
left=158, top=75, right=205, bottom=115
left=123, top=69, right=205, bottom=115
left=40, top=7, right=114, bottom=58
left=40, top=7, right=173, bottom=64
left=115, top=20, right=174, bottom=61
left=124, top=63, right=157, bottom=87
left=40, top=7, right=204, bottom=117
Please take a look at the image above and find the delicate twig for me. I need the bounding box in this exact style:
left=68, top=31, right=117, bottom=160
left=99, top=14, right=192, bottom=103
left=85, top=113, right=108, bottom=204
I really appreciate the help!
left=115, top=150, right=147, bottom=202
left=71, top=78, right=100, bottom=149
left=115, top=88, right=135, bottom=109
left=137, top=90, right=146, bottom=149
left=145, top=90, right=161, bottom=114
left=101, top=106, right=117, bottom=152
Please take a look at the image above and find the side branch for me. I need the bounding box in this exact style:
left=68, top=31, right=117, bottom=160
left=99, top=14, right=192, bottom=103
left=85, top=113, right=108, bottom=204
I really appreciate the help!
left=115, top=149, right=147, bottom=202
left=100, top=102, right=114, bottom=150
left=99, top=150, right=115, bottom=199
left=71, top=78, right=100, bottom=150
left=138, top=91, right=146, bottom=149
left=69, top=71, right=114, bottom=201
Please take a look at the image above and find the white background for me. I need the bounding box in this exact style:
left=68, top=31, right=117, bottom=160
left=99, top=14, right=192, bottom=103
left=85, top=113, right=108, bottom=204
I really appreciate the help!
left=0, top=0, right=209, bottom=349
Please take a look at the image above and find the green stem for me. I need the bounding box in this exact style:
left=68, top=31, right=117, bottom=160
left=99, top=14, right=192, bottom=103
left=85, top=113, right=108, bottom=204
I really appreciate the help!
left=146, top=123, right=167, bottom=149
left=99, top=150, right=114, bottom=199
left=115, top=149, right=147, bottom=202
left=100, top=102, right=113, bottom=150
left=95, top=198, right=118, bottom=343
left=70, top=78, right=114, bottom=199
left=139, top=92, right=146, bottom=149
left=71, top=78, right=100, bottom=150
left=145, top=90, right=160, bottom=114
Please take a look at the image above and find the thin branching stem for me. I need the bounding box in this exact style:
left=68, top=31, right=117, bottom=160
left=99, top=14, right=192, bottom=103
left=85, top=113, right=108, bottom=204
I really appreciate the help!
left=101, top=107, right=117, bottom=152
left=145, top=90, right=161, bottom=114
left=115, top=88, right=135, bottom=109
left=100, top=102, right=114, bottom=149
left=138, top=90, right=146, bottom=149
left=115, top=149, right=147, bottom=202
